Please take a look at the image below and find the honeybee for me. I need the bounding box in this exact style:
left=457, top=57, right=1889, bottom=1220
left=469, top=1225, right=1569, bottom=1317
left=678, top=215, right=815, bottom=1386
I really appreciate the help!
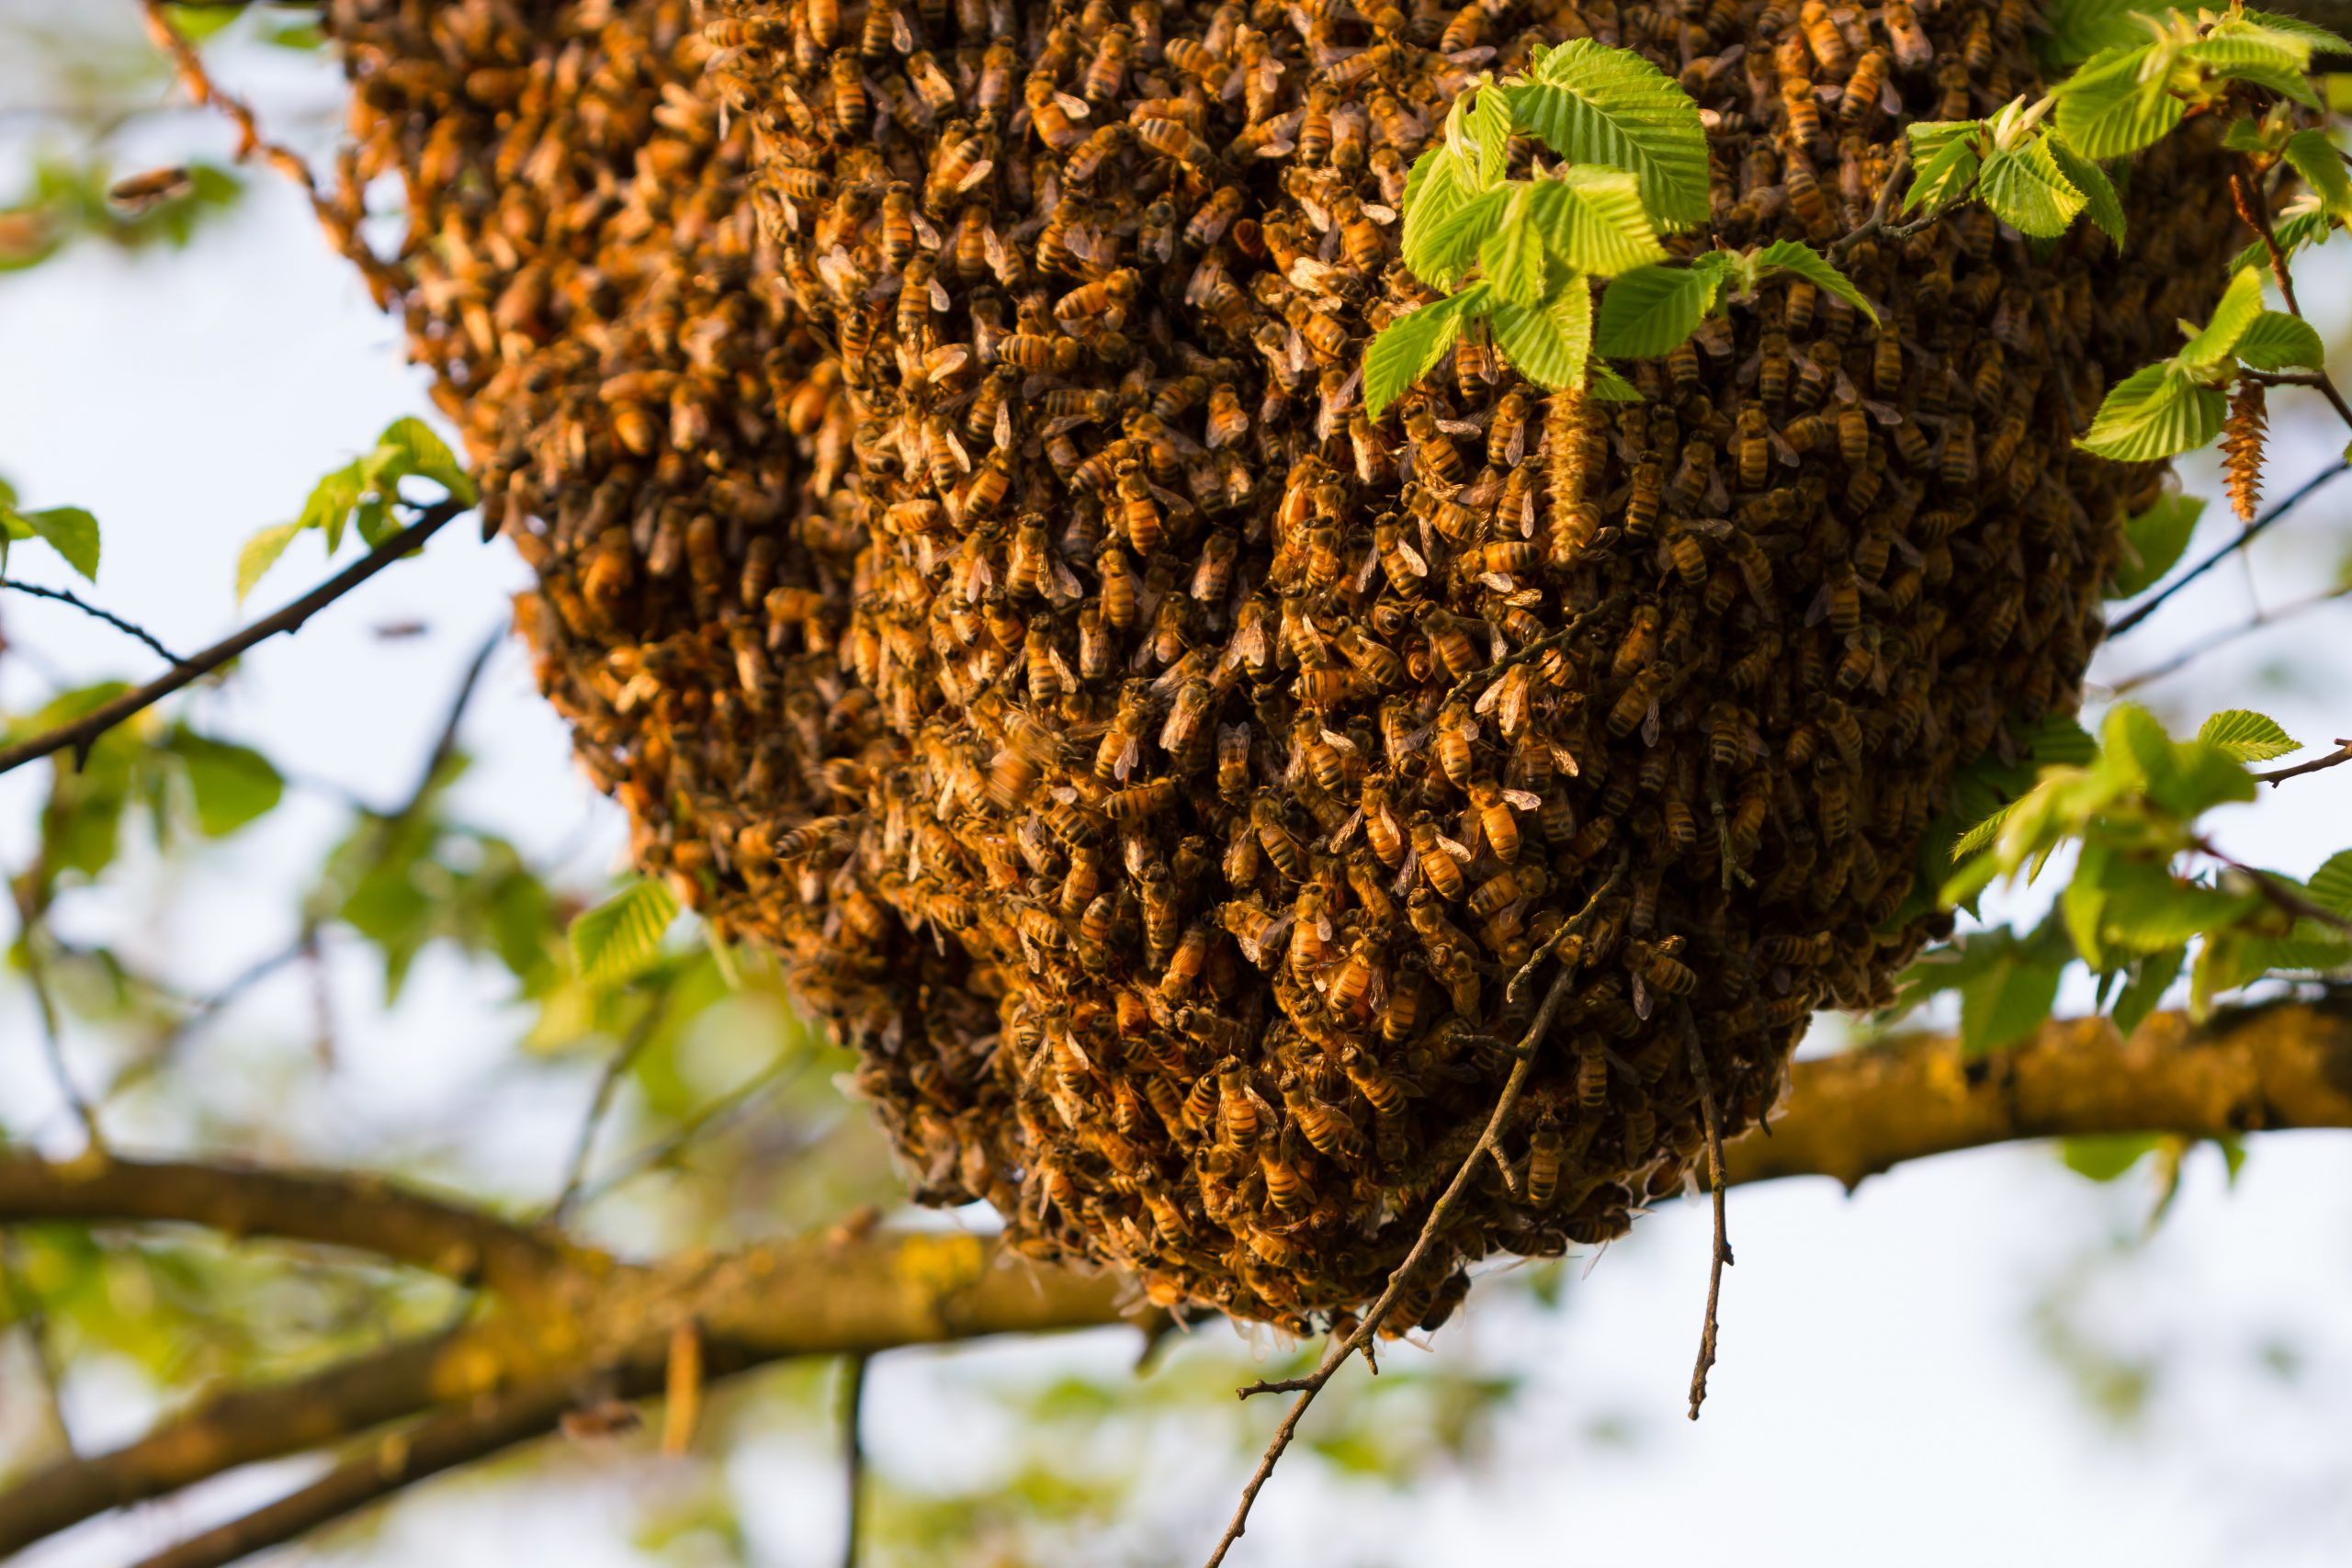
left=1526, top=1114, right=1564, bottom=1208
left=1410, top=812, right=1473, bottom=900
left=1884, top=0, right=1934, bottom=70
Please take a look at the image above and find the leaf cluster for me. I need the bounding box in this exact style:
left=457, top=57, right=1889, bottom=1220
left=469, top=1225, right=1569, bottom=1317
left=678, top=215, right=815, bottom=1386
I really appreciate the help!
left=239, top=419, right=478, bottom=601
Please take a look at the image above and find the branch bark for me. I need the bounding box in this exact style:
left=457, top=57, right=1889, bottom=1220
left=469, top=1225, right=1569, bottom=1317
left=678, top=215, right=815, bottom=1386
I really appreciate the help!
left=0, top=1155, right=580, bottom=1297
left=9, top=999, right=2352, bottom=1565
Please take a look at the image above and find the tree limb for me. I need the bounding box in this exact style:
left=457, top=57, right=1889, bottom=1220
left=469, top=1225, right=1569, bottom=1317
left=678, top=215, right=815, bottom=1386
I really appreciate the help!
left=0, top=500, right=467, bottom=779
left=11, top=1000, right=2352, bottom=1565
left=0, top=1154, right=580, bottom=1297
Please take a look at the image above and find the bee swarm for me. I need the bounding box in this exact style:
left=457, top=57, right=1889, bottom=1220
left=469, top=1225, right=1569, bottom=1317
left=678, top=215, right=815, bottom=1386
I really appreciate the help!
left=326, top=0, right=2240, bottom=1332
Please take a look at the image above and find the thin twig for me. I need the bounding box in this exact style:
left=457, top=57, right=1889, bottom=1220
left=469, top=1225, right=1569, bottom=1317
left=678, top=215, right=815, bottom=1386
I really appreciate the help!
left=9, top=877, right=104, bottom=1153
left=1444, top=605, right=1601, bottom=708
left=566, top=1047, right=807, bottom=1209
left=2229, top=165, right=2352, bottom=431
left=1204, top=863, right=1626, bottom=1568
left=2107, top=581, right=2352, bottom=693
left=0, top=500, right=466, bottom=779
left=2196, top=838, right=2352, bottom=934
left=2255, top=740, right=2352, bottom=786
left=548, top=998, right=672, bottom=1222
left=1826, top=142, right=1911, bottom=262
left=0, top=1235, right=75, bottom=1456
left=840, top=1354, right=870, bottom=1568
left=1683, top=1010, right=1733, bottom=1421
left=0, top=580, right=187, bottom=664
left=388, top=629, right=503, bottom=831
left=2105, top=460, right=2350, bottom=639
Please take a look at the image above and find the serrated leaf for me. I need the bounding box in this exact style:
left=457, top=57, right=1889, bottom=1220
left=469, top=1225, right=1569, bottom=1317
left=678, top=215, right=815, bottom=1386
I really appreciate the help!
left=1904, top=136, right=1982, bottom=213
left=2234, top=310, right=2325, bottom=371
left=2282, top=129, right=2352, bottom=228
left=235, top=520, right=308, bottom=602
left=1977, top=135, right=2090, bottom=238
left=2109, top=491, right=2203, bottom=596
left=2243, top=8, right=2352, bottom=53
left=1364, top=287, right=1489, bottom=420
left=1510, top=41, right=1711, bottom=229
left=1487, top=276, right=1593, bottom=391
left=1905, top=118, right=1984, bottom=158
left=1413, top=185, right=1510, bottom=288
left=1952, top=797, right=2022, bottom=861
left=2044, top=130, right=2126, bottom=243
left=2097, top=856, right=2259, bottom=952
left=1402, top=144, right=1489, bottom=287
left=1466, top=79, right=1514, bottom=185
left=1750, top=240, right=1880, bottom=323
left=2227, top=207, right=2332, bottom=275
left=1522, top=166, right=1668, bottom=275
left=1479, top=192, right=1550, bottom=304
left=1593, top=263, right=1718, bottom=356
left=2076, top=362, right=2226, bottom=461
left=2053, top=43, right=2187, bottom=160
left=8, top=505, right=99, bottom=581
left=2309, top=850, right=2352, bottom=915
left=2175, top=266, right=2267, bottom=376
left=2197, top=708, right=2301, bottom=761
left=2040, top=0, right=2187, bottom=69
left=1589, top=361, right=1645, bottom=400
left=570, top=876, right=683, bottom=987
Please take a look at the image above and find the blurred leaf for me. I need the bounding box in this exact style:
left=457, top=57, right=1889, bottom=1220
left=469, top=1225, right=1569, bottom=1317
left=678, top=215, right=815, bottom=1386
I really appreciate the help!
left=235, top=521, right=307, bottom=602
left=1, top=505, right=100, bottom=581
left=571, top=878, right=683, bottom=987
left=2109, top=492, right=2204, bottom=598
left=1959, top=929, right=2070, bottom=1055
left=2109, top=943, right=2185, bottom=1040
left=163, top=729, right=284, bottom=837
left=2061, top=1133, right=2160, bottom=1181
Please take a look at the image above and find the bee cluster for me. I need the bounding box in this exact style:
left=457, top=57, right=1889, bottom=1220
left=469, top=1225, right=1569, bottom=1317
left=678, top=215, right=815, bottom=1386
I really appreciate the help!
left=323, top=0, right=2241, bottom=1332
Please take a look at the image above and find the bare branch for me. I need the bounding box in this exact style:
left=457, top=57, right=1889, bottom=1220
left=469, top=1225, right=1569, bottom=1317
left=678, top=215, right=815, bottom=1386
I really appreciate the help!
left=1683, top=1010, right=1732, bottom=1421
left=2107, top=581, right=2352, bottom=693
left=2256, top=740, right=2352, bottom=786
left=0, top=501, right=469, bottom=779
left=2104, top=460, right=2351, bottom=640
left=1204, top=862, right=1626, bottom=1567
left=840, top=1354, right=871, bottom=1568
left=0, top=578, right=188, bottom=663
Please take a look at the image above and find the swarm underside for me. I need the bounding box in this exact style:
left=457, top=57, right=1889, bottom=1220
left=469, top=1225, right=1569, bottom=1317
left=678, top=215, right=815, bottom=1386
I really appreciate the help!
left=325, top=0, right=2238, bottom=1332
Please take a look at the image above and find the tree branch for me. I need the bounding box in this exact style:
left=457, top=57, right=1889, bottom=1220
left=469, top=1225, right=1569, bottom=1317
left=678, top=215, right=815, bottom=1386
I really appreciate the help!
left=0, top=578, right=187, bottom=664
left=13, top=1000, right=2352, bottom=1565
left=0, top=1154, right=578, bottom=1297
left=2103, top=459, right=2350, bottom=640
left=0, top=500, right=467, bottom=779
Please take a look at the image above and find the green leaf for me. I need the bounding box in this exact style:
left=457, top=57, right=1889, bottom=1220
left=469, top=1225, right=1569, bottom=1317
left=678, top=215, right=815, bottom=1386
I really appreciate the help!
left=2064, top=840, right=2116, bottom=969
left=2198, top=709, right=2301, bottom=762
left=2186, top=29, right=2323, bottom=103
left=2308, top=850, right=2352, bottom=915
left=1487, top=276, right=1593, bottom=392
left=1593, top=263, right=1718, bottom=356
left=570, top=876, right=683, bottom=987
left=1904, top=136, right=1982, bottom=214
left=1364, top=288, right=1489, bottom=421
left=2109, top=491, right=2203, bottom=597
left=2281, top=129, right=2352, bottom=228
left=2242, top=8, right=2352, bottom=54
left=164, top=730, right=284, bottom=836
left=2233, top=310, right=2325, bottom=371
left=2097, top=856, right=2260, bottom=952
left=2053, top=43, right=2188, bottom=160
left=161, top=3, right=244, bottom=41
left=1960, top=941, right=2068, bottom=1055
left=1414, top=186, right=1510, bottom=289
left=2227, top=207, right=2333, bottom=275
left=2174, top=266, right=2267, bottom=378
left=1479, top=192, right=1551, bottom=305
left=2075, top=363, right=2226, bottom=462
left=1750, top=241, right=1879, bottom=324
left=2041, top=0, right=2185, bottom=69
left=1905, top=118, right=1984, bottom=159
left=6, top=506, right=100, bottom=581
left=1522, top=166, right=1668, bottom=276
left=2044, top=130, right=2127, bottom=243
left=1510, top=40, right=1712, bottom=229
left=1589, top=362, right=1645, bottom=400
left=2110, top=943, right=2186, bottom=1039
left=2062, top=1133, right=2162, bottom=1181
left=368, top=417, right=477, bottom=505
left=1976, top=135, right=2090, bottom=238
left=1466, top=80, right=1515, bottom=186
left=300, top=459, right=366, bottom=553
left=235, top=521, right=309, bottom=602
left=1402, top=144, right=1491, bottom=287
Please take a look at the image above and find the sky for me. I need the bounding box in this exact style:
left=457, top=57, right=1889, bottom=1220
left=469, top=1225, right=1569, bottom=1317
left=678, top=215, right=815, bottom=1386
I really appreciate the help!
left=3, top=6, right=2352, bottom=1565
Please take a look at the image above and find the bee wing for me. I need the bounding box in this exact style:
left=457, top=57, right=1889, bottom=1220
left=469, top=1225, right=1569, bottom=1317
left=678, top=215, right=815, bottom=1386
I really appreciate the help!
left=1393, top=536, right=1429, bottom=577
left=1503, top=788, right=1544, bottom=811
left=891, top=8, right=916, bottom=51
left=1394, top=847, right=1420, bottom=897
left=1552, top=743, right=1581, bottom=777
left=1056, top=91, right=1091, bottom=118
left=1473, top=678, right=1508, bottom=716
left=1047, top=557, right=1085, bottom=604
left=1437, top=832, right=1474, bottom=863
left=1353, top=546, right=1383, bottom=593
left=930, top=276, right=953, bottom=310
left=1331, top=807, right=1363, bottom=846
left=1863, top=399, right=1905, bottom=424
left=995, top=400, right=1014, bottom=449
left=956, top=160, right=996, bottom=193
left=1768, top=426, right=1800, bottom=463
